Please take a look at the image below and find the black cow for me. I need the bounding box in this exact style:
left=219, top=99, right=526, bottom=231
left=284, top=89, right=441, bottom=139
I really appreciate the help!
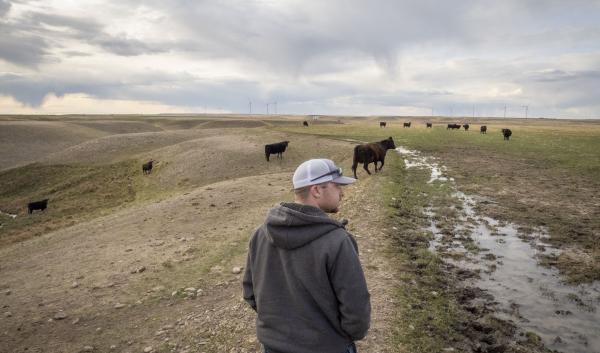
left=28, top=199, right=49, bottom=214
left=380, top=122, right=387, bottom=128
left=426, top=122, right=432, bottom=128
left=265, top=141, right=289, bottom=161
left=352, top=137, right=396, bottom=178
left=303, top=121, right=309, bottom=127
left=502, top=128, right=512, bottom=141
left=403, top=122, right=411, bottom=128
left=463, top=124, right=470, bottom=131
left=447, top=123, right=461, bottom=130
left=142, top=160, right=154, bottom=175
left=480, top=125, right=487, bottom=134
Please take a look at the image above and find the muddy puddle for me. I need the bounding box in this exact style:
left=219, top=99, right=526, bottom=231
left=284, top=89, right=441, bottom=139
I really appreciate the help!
left=395, top=147, right=600, bottom=353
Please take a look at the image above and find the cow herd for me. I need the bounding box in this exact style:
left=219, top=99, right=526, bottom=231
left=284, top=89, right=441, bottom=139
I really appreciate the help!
left=446, top=122, right=512, bottom=139
left=380, top=121, right=512, bottom=140
left=22, top=119, right=514, bottom=215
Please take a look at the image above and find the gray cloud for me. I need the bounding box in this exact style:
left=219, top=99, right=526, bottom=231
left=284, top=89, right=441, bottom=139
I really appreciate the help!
left=521, top=70, right=600, bottom=110
left=0, top=73, right=113, bottom=106
left=0, top=9, right=171, bottom=67
left=94, top=36, right=168, bottom=56
left=26, top=12, right=102, bottom=34
left=0, top=0, right=11, bottom=17
left=0, top=24, right=49, bottom=67
left=27, top=11, right=171, bottom=57
left=153, top=0, right=476, bottom=74
left=62, top=50, right=91, bottom=57
left=1, top=0, right=599, bottom=117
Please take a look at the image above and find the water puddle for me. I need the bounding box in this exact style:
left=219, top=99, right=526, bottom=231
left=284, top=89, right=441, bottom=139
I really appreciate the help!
left=395, top=147, right=453, bottom=183
left=395, top=147, right=600, bottom=353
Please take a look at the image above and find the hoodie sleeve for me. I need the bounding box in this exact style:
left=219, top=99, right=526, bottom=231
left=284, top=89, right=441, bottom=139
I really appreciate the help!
left=242, top=238, right=257, bottom=311
left=329, top=232, right=371, bottom=340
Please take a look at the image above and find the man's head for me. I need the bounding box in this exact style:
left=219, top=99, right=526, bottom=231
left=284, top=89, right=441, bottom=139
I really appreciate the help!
left=292, top=159, right=356, bottom=213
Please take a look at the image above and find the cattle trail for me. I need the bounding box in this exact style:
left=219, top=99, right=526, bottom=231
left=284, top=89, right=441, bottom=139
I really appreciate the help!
left=395, top=146, right=600, bottom=353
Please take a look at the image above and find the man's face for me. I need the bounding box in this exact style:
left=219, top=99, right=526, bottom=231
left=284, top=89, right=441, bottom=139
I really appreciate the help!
left=316, top=182, right=344, bottom=213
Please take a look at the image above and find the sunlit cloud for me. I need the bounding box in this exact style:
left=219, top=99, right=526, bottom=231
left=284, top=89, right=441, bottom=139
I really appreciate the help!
left=0, top=93, right=227, bottom=114
left=1, top=0, right=599, bottom=118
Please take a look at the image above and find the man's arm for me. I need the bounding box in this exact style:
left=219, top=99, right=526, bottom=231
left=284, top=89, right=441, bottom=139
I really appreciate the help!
left=329, top=235, right=371, bottom=340
left=242, top=240, right=257, bottom=311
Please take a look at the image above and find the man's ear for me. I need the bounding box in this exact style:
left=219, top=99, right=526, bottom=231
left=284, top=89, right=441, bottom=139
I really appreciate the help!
left=309, top=184, right=322, bottom=199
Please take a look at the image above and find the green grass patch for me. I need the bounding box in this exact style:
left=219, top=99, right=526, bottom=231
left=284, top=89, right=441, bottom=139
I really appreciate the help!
left=0, top=161, right=175, bottom=246
left=375, top=156, right=465, bottom=352
left=274, top=122, right=600, bottom=177
left=274, top=121, right=600, bottom=283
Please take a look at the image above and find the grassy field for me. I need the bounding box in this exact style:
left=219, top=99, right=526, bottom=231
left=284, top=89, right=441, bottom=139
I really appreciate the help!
left=274, top=118, right=600, bottom=283
left=0, top=115, right=597, bottom=353
left=0, top=160, right=177, bottom=247
left=271, top=117, right=595, bottom=352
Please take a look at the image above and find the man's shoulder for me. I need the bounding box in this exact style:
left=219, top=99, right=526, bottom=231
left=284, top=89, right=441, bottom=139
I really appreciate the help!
left=314, top=227, right=353, bottom=247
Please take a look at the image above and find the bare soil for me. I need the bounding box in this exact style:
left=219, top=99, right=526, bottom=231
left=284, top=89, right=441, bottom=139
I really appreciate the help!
left=0, top=117, right=401, bottom=353
left=2, top=115, right=596, bottom=353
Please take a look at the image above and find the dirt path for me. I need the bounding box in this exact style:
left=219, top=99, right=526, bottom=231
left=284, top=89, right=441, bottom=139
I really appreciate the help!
left=0, top=134, right=401, bottom=353
left=338, top=176, right=403, bottom=353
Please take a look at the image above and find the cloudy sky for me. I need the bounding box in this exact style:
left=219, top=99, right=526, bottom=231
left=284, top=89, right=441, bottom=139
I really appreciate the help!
left=1, top=0, right=599, bottom=118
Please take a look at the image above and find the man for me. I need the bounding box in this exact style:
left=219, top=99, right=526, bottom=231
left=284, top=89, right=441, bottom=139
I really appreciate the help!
left=243, top=158, right=371, bottom=353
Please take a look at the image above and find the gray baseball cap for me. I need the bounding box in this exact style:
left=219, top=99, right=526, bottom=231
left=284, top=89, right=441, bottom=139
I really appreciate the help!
left=292, top=159, right=356, bottom=189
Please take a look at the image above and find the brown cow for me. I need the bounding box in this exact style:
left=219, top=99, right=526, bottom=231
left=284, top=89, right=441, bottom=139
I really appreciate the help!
left=352, top=137, right=396, bottom=178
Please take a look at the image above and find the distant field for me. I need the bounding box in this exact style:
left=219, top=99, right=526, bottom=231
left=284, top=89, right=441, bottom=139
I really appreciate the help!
left=275, top=117, right=600, bottom=283
left=0, top=114, right=598, bottom=353
left=0, top=115, right=351, bottom=247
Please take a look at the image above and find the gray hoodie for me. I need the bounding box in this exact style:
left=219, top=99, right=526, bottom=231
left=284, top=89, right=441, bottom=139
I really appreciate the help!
left=243, top=202, right=371, bottom=353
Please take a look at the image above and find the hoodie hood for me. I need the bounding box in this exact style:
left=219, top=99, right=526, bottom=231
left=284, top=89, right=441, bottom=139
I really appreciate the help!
left=265, top=202, right=344, bottom=250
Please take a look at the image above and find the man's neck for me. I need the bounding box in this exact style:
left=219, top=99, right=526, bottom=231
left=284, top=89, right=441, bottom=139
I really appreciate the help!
left=294, top=197, right=321, bottom=210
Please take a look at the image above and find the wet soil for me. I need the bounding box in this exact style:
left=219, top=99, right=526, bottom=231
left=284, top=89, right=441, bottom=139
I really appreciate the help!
left=433, top=148, right=600, bottom=284
left=395, top=146, right=599, bottom=353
